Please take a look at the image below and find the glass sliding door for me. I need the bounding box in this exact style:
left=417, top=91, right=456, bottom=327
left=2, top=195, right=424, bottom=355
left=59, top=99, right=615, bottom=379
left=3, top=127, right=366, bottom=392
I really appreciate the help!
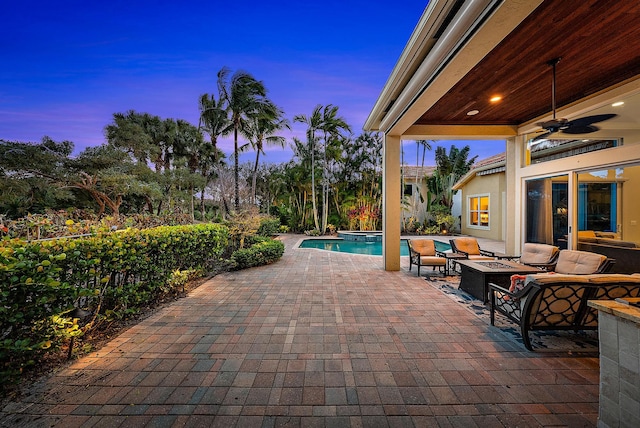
left=525, top=175, right=568, bottom=246
left=578, top=182, right=617, bottom=233
left=576, top=166, right=640, bottom=241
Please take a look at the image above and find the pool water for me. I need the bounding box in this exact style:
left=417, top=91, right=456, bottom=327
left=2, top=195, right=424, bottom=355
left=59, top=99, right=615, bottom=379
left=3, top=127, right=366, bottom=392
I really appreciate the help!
left=298, top=239, right=451, bottom=256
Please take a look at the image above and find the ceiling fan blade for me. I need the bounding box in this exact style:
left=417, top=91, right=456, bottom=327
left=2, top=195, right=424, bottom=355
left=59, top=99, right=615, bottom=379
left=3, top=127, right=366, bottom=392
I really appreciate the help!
left=567, top=113, right=617, bottom=128
left=537, top=118, right=568, bottom=131
left=532, top=131, right=553, bottom=142
left=562, top=125, right=599, bottom=134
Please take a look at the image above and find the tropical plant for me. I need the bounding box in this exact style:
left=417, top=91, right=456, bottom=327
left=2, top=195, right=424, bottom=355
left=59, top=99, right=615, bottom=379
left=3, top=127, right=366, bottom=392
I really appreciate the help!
left=244, top=100, right=290, bottom=205
left=293, top=105, right=323, bottom=231
left=294, top=104, right=351, bottom=234
left=197, top=88, right=229, bottom=217
left=317, top=105, right=351, bottom=233
left=427, top=144, right=476, bottom=211
left=216, top=67, right=269, bottom=210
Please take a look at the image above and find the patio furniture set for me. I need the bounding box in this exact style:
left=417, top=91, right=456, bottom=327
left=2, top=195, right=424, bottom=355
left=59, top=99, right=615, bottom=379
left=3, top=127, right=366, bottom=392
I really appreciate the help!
left=407, top=237, right=640, bottom=350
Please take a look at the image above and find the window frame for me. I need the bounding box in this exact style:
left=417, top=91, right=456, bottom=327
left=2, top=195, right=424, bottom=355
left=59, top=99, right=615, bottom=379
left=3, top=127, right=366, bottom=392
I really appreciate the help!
left=468, top=194, right=490, bottom=230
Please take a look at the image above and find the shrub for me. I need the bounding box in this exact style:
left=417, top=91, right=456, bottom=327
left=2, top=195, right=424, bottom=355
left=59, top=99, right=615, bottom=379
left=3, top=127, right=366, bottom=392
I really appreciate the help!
left=224, top=209, right=262, bottom=252
left=256, top=216, right=281, bottom=237
left=279, top=225, right=290, bottom=233
left=0, top=223, right=228, bottom=385
left=231, top=237, right=285, bottom=270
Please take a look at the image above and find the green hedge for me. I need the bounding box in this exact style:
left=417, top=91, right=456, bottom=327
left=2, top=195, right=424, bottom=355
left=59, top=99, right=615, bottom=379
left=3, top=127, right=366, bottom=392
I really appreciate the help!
left=231, top=236, right=285, bottom=270
left=0, top=223, right=228, bottom=383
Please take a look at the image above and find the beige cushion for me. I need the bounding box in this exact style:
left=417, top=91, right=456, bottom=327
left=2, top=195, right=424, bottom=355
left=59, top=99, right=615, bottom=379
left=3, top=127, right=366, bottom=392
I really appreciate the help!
left=525, top=273, right=591, bottom=285
left=596, top=238, right=638, bottom=248
left=419, top=256, right=446, bottom=266
left=410, top=239, right=436, bottom=256
left=578, top=230, right=597, bottom=239
left=595, top=232, right=617, bottom=239
left=554, top=250, right=607, bottom=274
left=452, top=237, right=481, bottom=255
left=520, top=243, right=559, bottom=265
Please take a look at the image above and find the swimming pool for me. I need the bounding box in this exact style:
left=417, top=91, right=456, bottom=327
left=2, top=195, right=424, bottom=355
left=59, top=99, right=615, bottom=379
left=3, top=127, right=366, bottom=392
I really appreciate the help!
left=298, top=238, right=451, bottom=256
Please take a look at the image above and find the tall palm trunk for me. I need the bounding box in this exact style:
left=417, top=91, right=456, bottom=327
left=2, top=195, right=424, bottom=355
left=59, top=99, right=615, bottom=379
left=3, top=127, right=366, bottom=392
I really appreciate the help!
left=321, top=133, right=328, bottom=234
left=311, top=142, right=319, bottom=231
left=252, top=149, right=260, bottom=206
left=234, top=126, right=239, bottom=210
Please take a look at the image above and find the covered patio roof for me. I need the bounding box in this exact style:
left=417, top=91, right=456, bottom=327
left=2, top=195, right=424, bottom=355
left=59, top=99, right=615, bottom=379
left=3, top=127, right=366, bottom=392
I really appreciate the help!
left=365, top=0, right=640, bottom=272
left=365, top=0, right=640, bottom=139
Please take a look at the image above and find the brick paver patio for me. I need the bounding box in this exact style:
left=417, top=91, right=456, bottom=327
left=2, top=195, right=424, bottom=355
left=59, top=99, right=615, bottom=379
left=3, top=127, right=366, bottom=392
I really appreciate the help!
left=1, top=235, right=600, bottom=427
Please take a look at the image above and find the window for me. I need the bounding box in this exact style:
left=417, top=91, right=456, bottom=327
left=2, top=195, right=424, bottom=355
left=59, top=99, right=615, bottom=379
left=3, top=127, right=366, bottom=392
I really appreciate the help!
left=403, top=184, right=413, bottom=196
left=525, top=138, right=620, bottom=166
left=468, top=195, right=489, bottom=228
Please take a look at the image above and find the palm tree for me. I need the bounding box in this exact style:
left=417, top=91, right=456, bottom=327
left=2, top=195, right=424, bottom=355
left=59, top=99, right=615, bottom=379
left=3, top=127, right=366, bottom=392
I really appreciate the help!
left=293, top=105, right=323, bottom=231
left=318, top=105, right=351, bottom=233
left=413, top=139, right=433, bottom=217
left=198, top=92, right=229, bottom=153
left=244, top=100, right=290, bottom=206
left=198, top=89, right=229, bottom=218
left=217, top=67, right=268, bottom=210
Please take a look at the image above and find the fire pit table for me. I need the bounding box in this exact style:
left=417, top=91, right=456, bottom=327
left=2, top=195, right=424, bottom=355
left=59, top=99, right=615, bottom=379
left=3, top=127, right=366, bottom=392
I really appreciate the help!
left=455, top=259, right=542, bottom=303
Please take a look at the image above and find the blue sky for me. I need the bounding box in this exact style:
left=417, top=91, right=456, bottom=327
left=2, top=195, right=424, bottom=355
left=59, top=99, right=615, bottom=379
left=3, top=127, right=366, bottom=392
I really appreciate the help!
left=1, top=1, right=505, bottom=165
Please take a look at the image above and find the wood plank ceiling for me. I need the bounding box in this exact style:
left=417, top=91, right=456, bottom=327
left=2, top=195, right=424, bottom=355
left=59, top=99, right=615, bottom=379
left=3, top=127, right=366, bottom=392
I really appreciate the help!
left=415, top=0, right=640, bottom=127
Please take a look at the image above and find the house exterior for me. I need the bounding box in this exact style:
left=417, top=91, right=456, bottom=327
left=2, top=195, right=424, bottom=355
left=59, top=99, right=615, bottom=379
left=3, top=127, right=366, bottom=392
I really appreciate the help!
left=453, top=152, right=505, bottom=241
left=363, top=0, right=640, bottom=271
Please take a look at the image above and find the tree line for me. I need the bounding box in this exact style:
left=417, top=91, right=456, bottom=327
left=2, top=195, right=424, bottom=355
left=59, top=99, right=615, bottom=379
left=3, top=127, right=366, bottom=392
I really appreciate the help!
left=0, top=67, right=476, bottom=233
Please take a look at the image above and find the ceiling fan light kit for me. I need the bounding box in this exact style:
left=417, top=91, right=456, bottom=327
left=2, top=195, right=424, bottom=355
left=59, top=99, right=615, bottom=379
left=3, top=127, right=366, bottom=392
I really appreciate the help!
left=533, top=57, right=617, bottom=142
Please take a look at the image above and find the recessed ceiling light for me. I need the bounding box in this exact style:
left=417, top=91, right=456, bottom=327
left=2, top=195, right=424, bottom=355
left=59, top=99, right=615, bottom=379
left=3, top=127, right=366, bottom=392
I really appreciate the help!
left=467, top=110, right=479, bottom=116
left=489, top=96, right=502, bottom=103
left=612, top=101, right=624, bottom=107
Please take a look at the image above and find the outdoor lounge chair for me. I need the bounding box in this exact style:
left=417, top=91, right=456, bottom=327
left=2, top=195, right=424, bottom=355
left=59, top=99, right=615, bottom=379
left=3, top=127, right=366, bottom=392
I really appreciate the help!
left=407, top=239, right=447, bottom=277
left=517, top=243, right=559, bottom=271
left=449, top=237, right=495, bottom=260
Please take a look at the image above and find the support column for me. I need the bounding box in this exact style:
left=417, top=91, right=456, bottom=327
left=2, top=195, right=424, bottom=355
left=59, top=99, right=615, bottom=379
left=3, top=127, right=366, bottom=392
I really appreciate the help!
left=383, top=134, right=401, bottom=270
left=505, top=136, right=519, bottom=254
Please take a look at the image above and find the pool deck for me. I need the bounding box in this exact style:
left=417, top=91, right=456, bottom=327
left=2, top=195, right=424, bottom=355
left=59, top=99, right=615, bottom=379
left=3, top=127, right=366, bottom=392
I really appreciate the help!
left=1, top=234, right=600, bottom=427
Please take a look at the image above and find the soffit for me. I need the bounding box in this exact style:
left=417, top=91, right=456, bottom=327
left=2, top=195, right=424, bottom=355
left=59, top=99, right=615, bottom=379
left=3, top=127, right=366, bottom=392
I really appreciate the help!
left=375, top=0, right=640, bottom=139
left=414, top=0, right=640, bottom=128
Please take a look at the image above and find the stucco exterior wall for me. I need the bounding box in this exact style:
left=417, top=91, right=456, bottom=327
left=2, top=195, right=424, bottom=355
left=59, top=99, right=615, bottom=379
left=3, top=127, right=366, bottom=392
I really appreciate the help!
left=621, top=164, right=640, bottom=243
left=458, top=172, right=505, bottom=241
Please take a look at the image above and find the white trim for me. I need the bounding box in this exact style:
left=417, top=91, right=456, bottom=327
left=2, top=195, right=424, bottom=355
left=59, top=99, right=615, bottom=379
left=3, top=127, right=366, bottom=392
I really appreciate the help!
left=467, top=193, right=490, bottom=229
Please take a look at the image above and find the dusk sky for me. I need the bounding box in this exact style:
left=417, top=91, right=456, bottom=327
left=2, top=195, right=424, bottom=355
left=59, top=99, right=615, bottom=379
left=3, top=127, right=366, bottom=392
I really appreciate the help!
left=1, top=1, right=505, bottom=165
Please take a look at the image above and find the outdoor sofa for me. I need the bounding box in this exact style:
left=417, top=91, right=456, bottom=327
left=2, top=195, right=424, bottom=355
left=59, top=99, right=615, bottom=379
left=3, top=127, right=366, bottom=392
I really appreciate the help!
left=487, top=248, right=625, bottom=350
left=489, top=273, right=640, bottom=350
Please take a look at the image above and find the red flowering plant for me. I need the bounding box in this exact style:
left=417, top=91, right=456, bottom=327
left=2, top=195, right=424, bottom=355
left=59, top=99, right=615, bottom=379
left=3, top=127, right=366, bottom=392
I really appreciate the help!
left=346, top=204, right=381, bottom=231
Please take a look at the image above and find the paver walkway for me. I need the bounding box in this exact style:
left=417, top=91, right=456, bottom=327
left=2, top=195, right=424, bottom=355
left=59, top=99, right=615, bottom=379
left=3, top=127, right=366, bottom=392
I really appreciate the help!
left=1, top=235, right=600, bottom=427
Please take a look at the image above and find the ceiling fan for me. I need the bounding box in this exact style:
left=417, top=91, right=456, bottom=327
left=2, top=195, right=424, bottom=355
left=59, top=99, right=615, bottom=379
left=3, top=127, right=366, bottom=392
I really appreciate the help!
left=532, top=58, right=617, bottom=142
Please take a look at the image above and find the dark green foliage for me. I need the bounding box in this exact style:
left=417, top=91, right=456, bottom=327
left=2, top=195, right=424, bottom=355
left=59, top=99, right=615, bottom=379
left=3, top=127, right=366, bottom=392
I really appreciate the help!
left=231, top=236, right=284, bottom=270
left=0, top=223, right=228, bottom=385
left=433, top=145, right=477, bottom=181
left=256, top=216, right=281, bottom=236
